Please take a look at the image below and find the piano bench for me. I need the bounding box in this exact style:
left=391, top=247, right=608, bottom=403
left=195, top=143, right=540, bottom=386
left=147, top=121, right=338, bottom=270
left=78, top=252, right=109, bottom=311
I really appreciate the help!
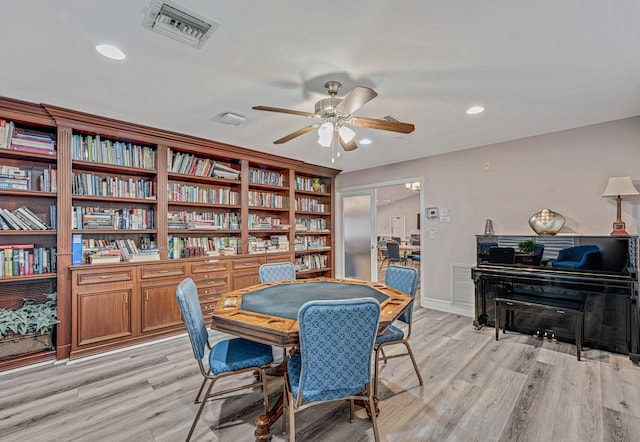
left=495, top=294, right=585, bottom=361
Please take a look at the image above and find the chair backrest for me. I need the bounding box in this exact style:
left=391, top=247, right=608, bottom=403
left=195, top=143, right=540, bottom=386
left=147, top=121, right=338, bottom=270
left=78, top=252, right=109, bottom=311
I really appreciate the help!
left=410, top=236, right=420, bottom=245
left=176, top=278, right=208, bottom=361
left=386, top=241, right=402, bottom=261
left=259, top=262, right=295, bottom=283
left=296, top=298, right=380, bottom=396
left=385, top=265, right=418, bottom=324
left=391, top=236, right=402, bottom=244
left=488, top=246, right=515, bottom=264
left=379, top=240, right=388, bottom=258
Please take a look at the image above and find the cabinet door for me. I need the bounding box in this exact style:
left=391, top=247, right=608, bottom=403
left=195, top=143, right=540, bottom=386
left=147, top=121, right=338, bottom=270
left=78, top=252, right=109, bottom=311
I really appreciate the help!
left=231, top=256, right=265, bottom=290
left=141, top=281, right=183, bottom=333
left=77, top=289, right=132, bottom=346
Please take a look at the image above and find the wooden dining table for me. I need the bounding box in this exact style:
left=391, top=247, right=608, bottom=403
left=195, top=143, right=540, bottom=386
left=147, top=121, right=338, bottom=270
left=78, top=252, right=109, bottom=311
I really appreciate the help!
left=211, top=277, right=414, bottom=441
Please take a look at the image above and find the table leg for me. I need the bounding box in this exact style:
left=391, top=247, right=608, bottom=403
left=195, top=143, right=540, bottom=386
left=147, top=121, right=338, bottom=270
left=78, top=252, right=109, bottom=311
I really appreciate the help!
left=255, top=392, right=284, bottom=442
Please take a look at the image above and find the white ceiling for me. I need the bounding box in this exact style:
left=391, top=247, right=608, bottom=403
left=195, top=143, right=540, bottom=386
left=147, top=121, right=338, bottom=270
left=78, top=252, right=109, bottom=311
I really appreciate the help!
left=2, top=1, right=640, bottom=172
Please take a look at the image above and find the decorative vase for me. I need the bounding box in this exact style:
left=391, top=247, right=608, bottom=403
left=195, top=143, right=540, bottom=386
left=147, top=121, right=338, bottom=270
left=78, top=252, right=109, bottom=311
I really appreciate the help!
left=528, top=209, right=565, bottom=235
left=312, top=178, right=321, bottom=192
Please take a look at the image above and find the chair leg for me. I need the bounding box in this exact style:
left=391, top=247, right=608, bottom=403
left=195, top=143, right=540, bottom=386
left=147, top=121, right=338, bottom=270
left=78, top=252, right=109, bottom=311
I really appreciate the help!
left=259, top=368, right=269, bottom=413
left=350, top=399, right=355, bottom=422
left=368, top=389, right=381, bottom=442
left=495, top=301, right=500, bottom=341
left=187, top=378, right=216, bottom=442
left=403, top=341, right=424, bottom=386
left=373, top=345, right=383, bottom=398
left=194, top=376, right=208, bottom=404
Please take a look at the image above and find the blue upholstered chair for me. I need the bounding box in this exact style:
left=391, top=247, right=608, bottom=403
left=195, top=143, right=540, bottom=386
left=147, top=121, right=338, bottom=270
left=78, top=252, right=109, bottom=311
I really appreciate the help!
left=374, top=265, right=423, bottom=397
left=283, top=298, right=381, bottom=442
left=176, top=278, right=274, bottom=441
left=552, top=245, right=601, bottom=270
left=259, top=262, right=296, bottom=283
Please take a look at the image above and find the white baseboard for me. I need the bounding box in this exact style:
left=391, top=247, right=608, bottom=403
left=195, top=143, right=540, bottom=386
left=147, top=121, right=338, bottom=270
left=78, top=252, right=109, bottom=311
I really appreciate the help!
left=421, top=297, right=474, bottom=317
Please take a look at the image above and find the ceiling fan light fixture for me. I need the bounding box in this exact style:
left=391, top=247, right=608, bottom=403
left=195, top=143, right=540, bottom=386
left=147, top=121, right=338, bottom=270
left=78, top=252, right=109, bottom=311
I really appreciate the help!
left=338, top=125, right=356, bottom=143
left=318, top=121, right=334, bottom=147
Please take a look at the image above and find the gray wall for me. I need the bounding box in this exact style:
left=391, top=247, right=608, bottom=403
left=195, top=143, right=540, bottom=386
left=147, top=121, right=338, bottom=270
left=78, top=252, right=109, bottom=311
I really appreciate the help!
left=336, top=116, right=640, bottom=314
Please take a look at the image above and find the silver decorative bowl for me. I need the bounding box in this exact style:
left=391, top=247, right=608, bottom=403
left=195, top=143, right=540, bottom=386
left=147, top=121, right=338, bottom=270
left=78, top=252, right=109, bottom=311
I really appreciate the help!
left=528, top=209, right=565, bottom=235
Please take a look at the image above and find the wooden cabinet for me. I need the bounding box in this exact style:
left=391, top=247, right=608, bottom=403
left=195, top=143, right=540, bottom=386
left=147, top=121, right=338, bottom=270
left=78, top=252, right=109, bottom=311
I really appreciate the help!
left=0, top=95, right=339, bottom=367
left=231, top=256, right=265, bottom=290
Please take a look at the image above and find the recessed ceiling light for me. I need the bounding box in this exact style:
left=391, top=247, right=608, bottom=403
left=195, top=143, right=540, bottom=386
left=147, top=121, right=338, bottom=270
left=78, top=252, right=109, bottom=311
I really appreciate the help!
left=359, top=138, right=372, bottom=145
left=96, top=44, right=126, bottom=60
left=466, top=105, right=485, bottom=115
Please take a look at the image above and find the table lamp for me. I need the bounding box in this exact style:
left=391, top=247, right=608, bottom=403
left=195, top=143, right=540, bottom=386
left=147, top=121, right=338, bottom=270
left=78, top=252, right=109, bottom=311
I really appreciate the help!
left=602, top=176, right=639, bottom=236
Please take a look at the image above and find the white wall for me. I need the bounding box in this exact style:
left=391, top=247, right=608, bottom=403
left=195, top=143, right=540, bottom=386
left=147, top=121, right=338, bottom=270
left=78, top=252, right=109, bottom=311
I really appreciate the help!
left=376, top=194, right=421, bottom=238
left=336, top=116, right=640, bottom=315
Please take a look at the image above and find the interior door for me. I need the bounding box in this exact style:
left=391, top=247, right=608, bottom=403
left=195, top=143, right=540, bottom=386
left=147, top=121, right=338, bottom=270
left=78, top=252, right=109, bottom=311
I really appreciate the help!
left=342, top=191, right=377, bottom=281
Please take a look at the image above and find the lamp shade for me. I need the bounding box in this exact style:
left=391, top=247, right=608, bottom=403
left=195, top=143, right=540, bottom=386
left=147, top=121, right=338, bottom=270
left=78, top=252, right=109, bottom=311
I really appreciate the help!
left=317, top=121, right=333, bottom=147
left=602, top=176, right=639, bottom=197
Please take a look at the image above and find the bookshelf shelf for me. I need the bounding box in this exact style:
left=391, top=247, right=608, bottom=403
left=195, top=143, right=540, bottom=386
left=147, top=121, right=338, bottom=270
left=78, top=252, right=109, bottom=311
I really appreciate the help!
left=72, top=195, right=157, bottom=204
left=72, top=160, right=157, bottom=176
left=0, top=149, right=57, bottom=163
left=72, top=229, right=157, bottom=235
left=0, top=273, right=56, bottom=283
left=167, top=172, right=240, bottom=187
left=0, top=189, right=56, bottom=198
left=0, top=230, right=56, bottom=236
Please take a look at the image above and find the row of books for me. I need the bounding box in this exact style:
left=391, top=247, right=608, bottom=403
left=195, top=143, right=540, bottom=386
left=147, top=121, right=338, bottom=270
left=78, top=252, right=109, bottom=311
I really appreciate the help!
left=294, top=176, right=327, bottom=193
left=0, top=206, right=51, bottom=231
left=247, top=235, right=291, bottom=254
left=71, top=134, right=156, bottom=169
left=294, top=254, right=329, bottom=272
left=295, top=217, right=329, bottom=232
left=167, top=211, right=240, bottom=230
left=168, top=236, right=240, bottom=259
left=72, top=173, right=155, bottom=199
left=294, top=235, right=329, bottom=251
left=247, top=191, right=285, bottom=209
left=0, top=120, right=57, bottom=156
left=168, top=183, right=239, bottom=205
left=248, top=168, right=284, bottom=187
left=0, top=165, right=57, bottom=192
left=0, top=244, right=57, bottom=277
left=167, top=149, right=240, bottom=180
left=74, top=234, right=159, bottom=264
left=72, top=207, right=154, bottom=230
left=295, top=197, right=329, bottom=213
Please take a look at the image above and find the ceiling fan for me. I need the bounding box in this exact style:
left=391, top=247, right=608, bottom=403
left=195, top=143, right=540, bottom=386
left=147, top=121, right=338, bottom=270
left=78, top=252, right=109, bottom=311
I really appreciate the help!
left=252, top=81, right=415, bottom=152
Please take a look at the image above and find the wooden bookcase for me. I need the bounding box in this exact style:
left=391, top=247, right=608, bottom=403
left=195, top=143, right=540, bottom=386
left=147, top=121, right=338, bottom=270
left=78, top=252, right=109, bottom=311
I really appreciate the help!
left=0, top=96, right=339, bottom=366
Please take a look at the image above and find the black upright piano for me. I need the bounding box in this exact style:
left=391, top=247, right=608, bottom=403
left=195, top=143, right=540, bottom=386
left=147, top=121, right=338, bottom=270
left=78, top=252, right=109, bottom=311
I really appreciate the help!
left=472, top=235, right=639, bottom=364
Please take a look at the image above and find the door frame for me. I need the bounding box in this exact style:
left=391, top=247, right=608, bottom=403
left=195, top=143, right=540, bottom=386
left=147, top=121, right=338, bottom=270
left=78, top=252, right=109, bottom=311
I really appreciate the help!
left=339, top=188, right=377, bottom=281
left=336, top=177, right=424, bottom=292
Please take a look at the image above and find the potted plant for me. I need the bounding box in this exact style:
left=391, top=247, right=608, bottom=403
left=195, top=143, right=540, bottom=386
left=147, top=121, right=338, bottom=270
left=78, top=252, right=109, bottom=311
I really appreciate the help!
left=0, top=293, right=58, bottom=360
left=518, top=240, right=536, bottom=253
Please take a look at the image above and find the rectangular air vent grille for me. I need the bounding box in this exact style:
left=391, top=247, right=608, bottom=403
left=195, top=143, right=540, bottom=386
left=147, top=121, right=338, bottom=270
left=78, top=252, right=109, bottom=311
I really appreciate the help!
left=143, top=0, right=219, bottom=49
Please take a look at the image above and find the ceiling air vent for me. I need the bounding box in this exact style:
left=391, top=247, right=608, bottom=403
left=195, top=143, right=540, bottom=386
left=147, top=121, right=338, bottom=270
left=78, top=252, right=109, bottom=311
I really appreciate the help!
left=142, top=0, right=219, bottom=49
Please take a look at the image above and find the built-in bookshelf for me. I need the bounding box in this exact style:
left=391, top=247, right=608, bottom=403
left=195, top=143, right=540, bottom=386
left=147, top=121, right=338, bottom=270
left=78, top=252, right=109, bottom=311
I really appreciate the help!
left=293, top=174, right=332, bottom=277
left=0, top=96, right=339, bottom=369
left=70, top=132, right=158, bottom=265
left=0, top=111, right=59, bottom=370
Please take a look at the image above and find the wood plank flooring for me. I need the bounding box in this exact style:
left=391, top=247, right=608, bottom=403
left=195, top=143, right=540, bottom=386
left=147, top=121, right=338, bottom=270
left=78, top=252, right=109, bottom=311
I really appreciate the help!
left=1, top=307, right=639, bottom=441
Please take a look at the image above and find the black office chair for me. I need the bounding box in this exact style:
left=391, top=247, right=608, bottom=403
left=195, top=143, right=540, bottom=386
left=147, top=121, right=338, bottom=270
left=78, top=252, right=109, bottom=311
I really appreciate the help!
left=488, top=247, right=515, bottom=264
left=391, top=236, right=402, bottom=244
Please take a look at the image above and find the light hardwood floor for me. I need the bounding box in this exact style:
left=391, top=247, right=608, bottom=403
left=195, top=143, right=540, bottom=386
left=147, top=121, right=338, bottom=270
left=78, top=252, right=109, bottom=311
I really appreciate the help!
left=1, top=304, right=639, bottom=442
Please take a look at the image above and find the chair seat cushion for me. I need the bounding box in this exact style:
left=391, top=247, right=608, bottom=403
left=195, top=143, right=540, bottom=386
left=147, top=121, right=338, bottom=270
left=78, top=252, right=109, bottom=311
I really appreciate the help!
left=209, top=338, right=273, bottom=375
left=375, top=324, right=405, bottom=344
left=287, top=354, right=366, bottom=403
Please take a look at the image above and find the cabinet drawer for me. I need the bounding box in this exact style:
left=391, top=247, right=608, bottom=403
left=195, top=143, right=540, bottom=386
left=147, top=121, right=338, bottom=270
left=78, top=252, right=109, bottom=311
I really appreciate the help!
left=232, top=257, right=265, bottom=270
left=191, top=259, right=229, bottom=274
left=139, top=263, right=187, bottom=280
left=196, top=280, right=229, bottom=297
left=76, top=268, right=134, bottom=285
left=200, top=301, right=218, bottom=318
left=266, top=253, right=293, bottom=264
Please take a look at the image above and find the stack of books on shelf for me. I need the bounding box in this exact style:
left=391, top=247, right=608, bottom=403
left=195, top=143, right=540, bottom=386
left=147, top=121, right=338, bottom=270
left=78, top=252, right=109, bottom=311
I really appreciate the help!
left=295, top=217, right=328, bottom=232
left=0, top=121, right=56, bottom=156
left=295, top=235, right=329, bottom=251
left=72, top=173, right=155, bottom=199
left=268, top=235, right=289, bottom=253
left=127, top=248, right=160, bottom=262
left=72, top=134, right=156, bottom=169
left=0, top=206, right=49, bottom=230
left=167, top=211, right=188, bottom=229
left=0, top=244, right=56, bottom=277
left=0, top=165, right=32, bottom=191
left=249, top=214, right=273, bottom=230
left=249, top=168, right=283, bottom=186
left=294, top=254, right=328, bottom=272
left=88, top=248, right=123, bottom=264
left=72, top=207, right=154, bottom=230
left=248, top=236, right=268, bottom=254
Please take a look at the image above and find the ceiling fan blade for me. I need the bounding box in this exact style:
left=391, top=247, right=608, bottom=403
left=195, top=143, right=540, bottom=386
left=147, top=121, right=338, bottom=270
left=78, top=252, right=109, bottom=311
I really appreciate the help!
left=273, top=124, right=319, bottom=144
left=350, top=117, right=415, bottom=134
left=338, top=132, right=358, bottom=151
left=334, top=87, right=377, bottom=115
left=252, top=105, right=317, bottom=119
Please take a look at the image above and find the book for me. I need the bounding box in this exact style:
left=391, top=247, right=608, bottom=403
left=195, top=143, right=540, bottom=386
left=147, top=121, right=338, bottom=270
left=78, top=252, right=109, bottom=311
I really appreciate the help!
left=127, top=253, right=160, bottom=262
left=89, top=254, right=122, bottom=264
left=72, top=233, right=83, bottom=265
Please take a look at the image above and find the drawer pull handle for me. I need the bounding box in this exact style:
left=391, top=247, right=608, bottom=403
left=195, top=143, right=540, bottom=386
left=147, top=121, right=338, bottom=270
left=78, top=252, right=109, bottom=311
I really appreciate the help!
left=556, top=310, right=565, bottom=314
left=99, top=275, right=113, bottom=279
left=156, top=270, right=172, bottom=273
left=206, top=259, right=219, bottom=263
